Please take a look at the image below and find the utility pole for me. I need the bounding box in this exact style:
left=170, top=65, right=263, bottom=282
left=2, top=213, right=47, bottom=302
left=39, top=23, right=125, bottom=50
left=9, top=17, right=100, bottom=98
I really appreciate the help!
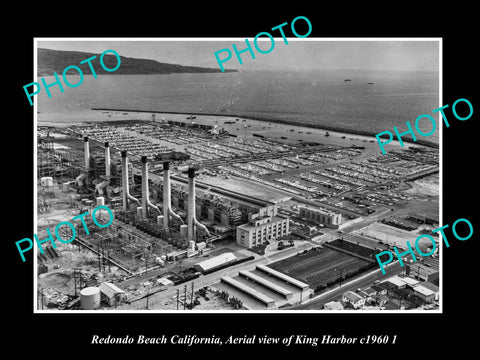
left=190, top=282, right=195, bottom=308
left=97, top=246, right=101, bottom=272
left=73, top=271, right=77, bottom=296
left=145, top=253, right=148, bottom=276
left=176, top=289, right=179, bottom=310
left=101, top=240, right=105, bottom=272
left=40, top=288, right=44, bottom=310
left=183, top=284, right=187, bottom=310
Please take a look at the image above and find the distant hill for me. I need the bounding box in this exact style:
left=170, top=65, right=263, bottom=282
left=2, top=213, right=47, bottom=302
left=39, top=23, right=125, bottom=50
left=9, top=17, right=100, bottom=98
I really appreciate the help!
left=37, top=48, right=237, bottom=76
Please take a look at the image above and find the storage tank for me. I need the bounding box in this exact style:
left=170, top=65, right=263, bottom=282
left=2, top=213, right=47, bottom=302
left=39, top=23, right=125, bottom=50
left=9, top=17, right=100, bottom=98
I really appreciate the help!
left=96, top=196, right=105, bottom=206
left=80, top=287, right=101, bottom=310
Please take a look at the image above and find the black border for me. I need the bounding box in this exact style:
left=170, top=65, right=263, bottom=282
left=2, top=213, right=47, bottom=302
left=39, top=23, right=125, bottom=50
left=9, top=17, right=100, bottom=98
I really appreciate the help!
left=7, top=6, right=478, bottom=355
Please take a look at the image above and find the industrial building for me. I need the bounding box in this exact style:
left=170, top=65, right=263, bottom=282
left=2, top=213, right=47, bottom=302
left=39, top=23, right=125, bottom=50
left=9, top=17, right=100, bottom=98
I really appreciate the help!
left=298, top=205, right=342, bottom=228
left=406, top=258, right=440, bottom=285
left=193, top=252, right=237, bottom=274
left=413, top=284, right=437, bottom=303
left=236, top=205, right=290, bottom=248
left=99, top=282, right=127, bottom=306
left=213, top=264, right=313, bottom=310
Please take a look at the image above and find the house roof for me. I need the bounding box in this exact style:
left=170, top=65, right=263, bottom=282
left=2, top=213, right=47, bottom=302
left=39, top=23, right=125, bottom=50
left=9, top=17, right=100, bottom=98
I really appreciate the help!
left=324, top=301, right=344, bottom=310
left=376, top=294, right=389, bottom=302
left=362, top=287, right=377, bottom=296
left=371, top=283, right=388, bottom=292
left=343, top=290, right=364, bottom=303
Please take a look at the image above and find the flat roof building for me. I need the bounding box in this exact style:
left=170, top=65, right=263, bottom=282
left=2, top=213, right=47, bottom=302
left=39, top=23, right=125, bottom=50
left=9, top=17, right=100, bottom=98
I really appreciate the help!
left=407, top=258, right=439, bottom=285
left=384, top=275, right=407, bottom=289
left=236, top=205, right=290, bottom=248
left=401, top=276, right=420, bottom=288
left=298, top=205, right=342, bottom=228
left=193, top=252, right=237, bottom=273
left=419, top=281, right=439, bottom=301
left=413, top=284, right=436, bottom=303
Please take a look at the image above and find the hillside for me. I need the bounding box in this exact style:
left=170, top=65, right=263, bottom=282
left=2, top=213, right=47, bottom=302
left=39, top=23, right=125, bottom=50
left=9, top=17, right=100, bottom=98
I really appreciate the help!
left=37, top=48, right=237, bottom=76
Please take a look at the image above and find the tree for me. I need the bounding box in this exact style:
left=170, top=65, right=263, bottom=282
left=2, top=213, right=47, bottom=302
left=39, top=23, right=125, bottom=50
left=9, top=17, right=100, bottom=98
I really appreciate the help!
left=219, top=290, right=229, bottom=301
left=228, top=296, right=243, bottom=310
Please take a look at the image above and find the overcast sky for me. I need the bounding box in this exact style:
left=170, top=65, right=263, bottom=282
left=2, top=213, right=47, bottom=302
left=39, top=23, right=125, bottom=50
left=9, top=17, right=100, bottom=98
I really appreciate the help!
left=37, top=39, right=440, bottom=72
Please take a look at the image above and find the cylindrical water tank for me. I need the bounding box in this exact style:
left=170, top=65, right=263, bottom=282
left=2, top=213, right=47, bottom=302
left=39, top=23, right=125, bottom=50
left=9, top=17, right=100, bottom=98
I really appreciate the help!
left=80, top=287, right=101, bottom=310
left=96, top=197, right=105, bottom=206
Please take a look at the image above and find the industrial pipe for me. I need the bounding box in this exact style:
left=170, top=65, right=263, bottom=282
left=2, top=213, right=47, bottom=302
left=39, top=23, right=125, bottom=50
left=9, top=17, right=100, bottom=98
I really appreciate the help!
left=121, top=151, right=140, bottom=211
left=75, top=173, right=87, bottom=187
left=95, top=180, right=109, bottom=195
left=141, top=156, right=161, bottom=217
left=187, top=167, right=210, bottom=242
left=163, top=162, right=183, bottom=228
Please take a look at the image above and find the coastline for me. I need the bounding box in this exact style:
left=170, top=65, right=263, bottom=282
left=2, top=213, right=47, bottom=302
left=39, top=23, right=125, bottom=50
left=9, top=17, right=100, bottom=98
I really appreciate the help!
left=91, top=107, right=439, bottom=149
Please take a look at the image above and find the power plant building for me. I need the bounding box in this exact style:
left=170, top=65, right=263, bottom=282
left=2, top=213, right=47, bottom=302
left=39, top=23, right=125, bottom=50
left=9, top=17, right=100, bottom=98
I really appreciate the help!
left=298, top=205, right=342, bottom=228
left=236, top=205, right=290, bottom=248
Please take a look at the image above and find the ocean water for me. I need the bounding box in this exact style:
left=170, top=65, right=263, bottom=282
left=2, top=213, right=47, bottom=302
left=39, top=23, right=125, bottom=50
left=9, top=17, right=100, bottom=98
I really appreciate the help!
left=38, top=69, right=440, bottom=143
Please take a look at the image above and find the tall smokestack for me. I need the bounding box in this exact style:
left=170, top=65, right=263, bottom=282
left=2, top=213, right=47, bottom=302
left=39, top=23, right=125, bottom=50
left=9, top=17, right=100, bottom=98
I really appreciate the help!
left=121, top=151, right=140, bottom=211
left=163, top=162, right=183, bottom=228
left=141, top=156, right=149, bottom=218
left=84, top=136, right=90, bottom=170
left=187, top=167, right=210, bottom=243
left=141, top=156, right=160, bottom=218
left=187, top=168, right=196, bottom=242
left=104, top=142, right=111, bottom=177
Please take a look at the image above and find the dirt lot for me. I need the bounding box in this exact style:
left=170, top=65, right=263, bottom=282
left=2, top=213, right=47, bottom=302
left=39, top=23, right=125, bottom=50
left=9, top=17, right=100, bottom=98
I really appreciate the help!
left=37, top=243, right=129, bottom=309
left=353, top=222, right=436, bottom=251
